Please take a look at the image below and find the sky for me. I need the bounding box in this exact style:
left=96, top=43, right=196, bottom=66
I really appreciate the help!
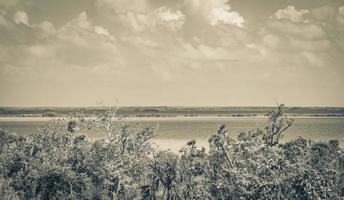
left=0, top=0, right=344, bottom=107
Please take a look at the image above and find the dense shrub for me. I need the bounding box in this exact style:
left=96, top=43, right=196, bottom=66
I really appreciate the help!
left=0, top=105, right=343, bottom=199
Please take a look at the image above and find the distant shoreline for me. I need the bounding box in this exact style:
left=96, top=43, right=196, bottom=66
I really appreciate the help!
left=1, top=115, right=344, bottom=122
left=1, top=107, right=343, bottom=119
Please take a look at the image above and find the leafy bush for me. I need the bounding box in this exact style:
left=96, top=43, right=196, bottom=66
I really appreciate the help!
left=0, top=105, right=343, bottom=199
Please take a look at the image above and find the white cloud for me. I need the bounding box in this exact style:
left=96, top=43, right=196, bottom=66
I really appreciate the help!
left=14, top=11, right=29, bottom=26
left=156, top=7, right=185, bottom=30
left=186, top=43, right=228, bottom=60
left=184, top=0, right=245, bottom=27
left=94, top=26, right=114, bottom=40
left=37, top=21, right=56, bottom=38
left=54, top=12, right=119, bottom=65
left=159, top=8, right=183, bottom=21
left=119, top=7, right=185, bottom=32
left=339, top=5, right=344, bottom=16
left=337, top=6, right=344, bottom=27
left=72, top=11, right=90, bottom=29
left=208, top=7, right=244, bottom=27
left=1, top=10, right=121, bottom=74
left=273, top=5, right=309, bottom=23
left=58, top=12, right=116, bottom=45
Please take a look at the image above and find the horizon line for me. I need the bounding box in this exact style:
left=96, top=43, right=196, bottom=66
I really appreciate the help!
left=1, top=105, right=344, bottom=109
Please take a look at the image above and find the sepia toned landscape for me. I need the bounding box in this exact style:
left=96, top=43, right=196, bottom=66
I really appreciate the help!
left=1, top=0, right=344, bottom=199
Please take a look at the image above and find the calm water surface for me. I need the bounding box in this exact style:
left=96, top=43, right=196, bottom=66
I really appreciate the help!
left=1, top=118, right=344, bottom=151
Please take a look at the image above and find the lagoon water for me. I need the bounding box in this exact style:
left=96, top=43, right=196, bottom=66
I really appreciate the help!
left=1, top=117, right=344, bottom=151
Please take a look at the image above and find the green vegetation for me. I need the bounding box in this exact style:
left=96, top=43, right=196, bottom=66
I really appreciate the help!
left=1, top=105, right=343, bottom=199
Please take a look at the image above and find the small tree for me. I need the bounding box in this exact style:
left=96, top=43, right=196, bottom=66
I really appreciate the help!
left=263, top=104, right=294, bottom=146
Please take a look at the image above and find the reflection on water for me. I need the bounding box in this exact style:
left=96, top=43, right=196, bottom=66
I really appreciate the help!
left=1, top=118, right=344, bottom=151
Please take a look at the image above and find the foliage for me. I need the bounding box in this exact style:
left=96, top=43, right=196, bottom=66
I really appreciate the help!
left=0, top=105, right=343, bottom=199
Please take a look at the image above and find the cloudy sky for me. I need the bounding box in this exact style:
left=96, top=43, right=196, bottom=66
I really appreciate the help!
left=0, top=0, right=344, bottom=107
